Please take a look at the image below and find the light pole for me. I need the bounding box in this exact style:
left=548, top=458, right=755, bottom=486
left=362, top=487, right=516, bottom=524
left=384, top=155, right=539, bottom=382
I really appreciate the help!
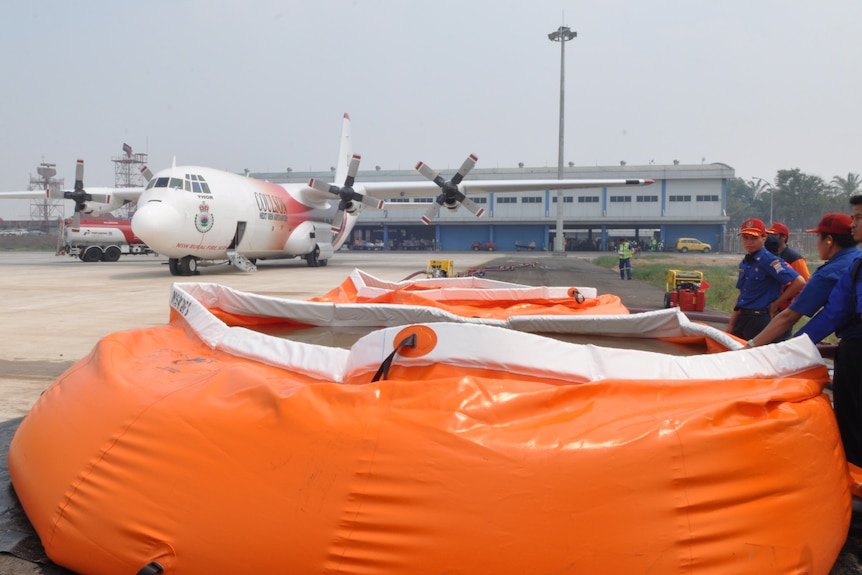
left=548, top=25, right=577, bottom=255
left=753, top=177, right=774, bottom=223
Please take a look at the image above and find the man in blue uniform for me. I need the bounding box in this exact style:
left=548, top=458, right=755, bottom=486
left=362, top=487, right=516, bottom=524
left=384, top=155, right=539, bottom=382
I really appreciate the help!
left=794, top=197, right=862, bottom=466
left=749, top=213, right=859, bottom=346
left=727, top=218, right=804, bottom=341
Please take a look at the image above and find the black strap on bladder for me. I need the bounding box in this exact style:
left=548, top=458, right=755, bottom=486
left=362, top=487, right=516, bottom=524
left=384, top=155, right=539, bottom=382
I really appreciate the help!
left=137, top=562, right=164, bottom=575
left=570, top=288, right=585, bottom=304
left=371, top=333, right=417, bottom=382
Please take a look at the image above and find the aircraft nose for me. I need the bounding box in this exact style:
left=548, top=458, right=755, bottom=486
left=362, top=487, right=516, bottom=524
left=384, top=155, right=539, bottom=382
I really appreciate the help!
left=132, top=201, right=184, bottom=253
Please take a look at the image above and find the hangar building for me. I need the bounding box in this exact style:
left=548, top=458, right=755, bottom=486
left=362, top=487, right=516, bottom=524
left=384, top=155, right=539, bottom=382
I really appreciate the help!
left=253, top=162, right=733, bottom=252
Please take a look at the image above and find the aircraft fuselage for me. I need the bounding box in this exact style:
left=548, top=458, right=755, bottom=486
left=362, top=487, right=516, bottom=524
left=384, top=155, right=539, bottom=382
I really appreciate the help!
left=132, top=166, right=340, bottom=268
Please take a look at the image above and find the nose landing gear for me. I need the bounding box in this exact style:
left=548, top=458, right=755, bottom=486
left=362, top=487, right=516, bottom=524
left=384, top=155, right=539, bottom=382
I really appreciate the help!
left=169, top=256, right=200, bottom=276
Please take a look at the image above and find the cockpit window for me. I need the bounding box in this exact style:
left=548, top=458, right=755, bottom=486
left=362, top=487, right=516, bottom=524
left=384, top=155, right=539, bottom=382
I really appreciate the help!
left=153, top=174, right=210, bottom=194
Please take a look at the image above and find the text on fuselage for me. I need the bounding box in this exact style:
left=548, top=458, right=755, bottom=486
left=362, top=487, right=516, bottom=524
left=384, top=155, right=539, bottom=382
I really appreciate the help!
left=255, top=192, right=289, bottom=222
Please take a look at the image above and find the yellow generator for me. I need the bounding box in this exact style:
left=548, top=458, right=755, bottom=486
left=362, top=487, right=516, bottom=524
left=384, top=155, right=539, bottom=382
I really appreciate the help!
left=664, top=269, right=708, bottom=312
left=426, top=259, right=455, bottom=278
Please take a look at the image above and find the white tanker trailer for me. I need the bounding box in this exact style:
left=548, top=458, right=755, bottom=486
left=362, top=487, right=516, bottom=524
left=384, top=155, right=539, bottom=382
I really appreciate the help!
left=60, top=218, right=156, bottom=262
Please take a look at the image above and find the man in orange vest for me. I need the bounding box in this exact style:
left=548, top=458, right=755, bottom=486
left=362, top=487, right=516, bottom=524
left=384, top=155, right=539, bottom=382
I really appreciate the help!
left=766, top=222, right=810, bottom=280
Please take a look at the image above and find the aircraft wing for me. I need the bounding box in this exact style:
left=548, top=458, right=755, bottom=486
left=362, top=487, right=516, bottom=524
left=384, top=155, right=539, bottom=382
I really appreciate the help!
left=0, top=187, right=144, bottom=201
left=100, top=187, right=145, bottom=201
left=0, top=189, right=57, bottom=200
left=352, top=178, right=653, bottom=200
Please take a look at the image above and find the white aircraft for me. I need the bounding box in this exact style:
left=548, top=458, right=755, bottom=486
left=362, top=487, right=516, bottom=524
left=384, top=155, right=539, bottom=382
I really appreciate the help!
left=2, top=114, right=654, bottom=276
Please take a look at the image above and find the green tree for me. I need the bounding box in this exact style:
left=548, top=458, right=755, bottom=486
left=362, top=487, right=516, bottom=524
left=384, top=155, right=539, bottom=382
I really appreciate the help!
left=725, top=177, right=759, bottom=229
left=773, top=169, right=830, bottom=229
left=831, top=172, right=862, bottom=197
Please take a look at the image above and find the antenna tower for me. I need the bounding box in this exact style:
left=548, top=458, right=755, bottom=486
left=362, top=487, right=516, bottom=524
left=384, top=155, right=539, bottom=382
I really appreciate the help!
left=28, top=162, right=65, bottom=225
left=112, top=143, right=148, bottom=218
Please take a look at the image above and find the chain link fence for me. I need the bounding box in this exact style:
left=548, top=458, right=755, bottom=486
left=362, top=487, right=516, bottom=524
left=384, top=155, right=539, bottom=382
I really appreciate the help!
left=720, top=229, right=819, bottom=258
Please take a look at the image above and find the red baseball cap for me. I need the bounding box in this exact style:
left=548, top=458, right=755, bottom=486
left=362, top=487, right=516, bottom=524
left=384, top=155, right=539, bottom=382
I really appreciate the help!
left=738, top=218, right=767, bottom=237
left=804, top=213, right=853, bottom=235
left=766, top=222, right=790, bottom=237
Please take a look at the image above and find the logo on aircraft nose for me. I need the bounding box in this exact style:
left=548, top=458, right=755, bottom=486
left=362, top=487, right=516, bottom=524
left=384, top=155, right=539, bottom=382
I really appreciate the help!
left=195, top=202, right=213, bottom=233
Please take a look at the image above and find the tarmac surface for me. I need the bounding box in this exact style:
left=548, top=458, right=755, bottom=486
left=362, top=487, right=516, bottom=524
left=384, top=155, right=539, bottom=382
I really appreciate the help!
left=1, top=249, right=858, bottom=574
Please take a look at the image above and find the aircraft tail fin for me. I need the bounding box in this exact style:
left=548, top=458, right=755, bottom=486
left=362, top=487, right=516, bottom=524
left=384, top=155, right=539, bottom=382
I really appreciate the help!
left=333, top=113, right=352, bottom=185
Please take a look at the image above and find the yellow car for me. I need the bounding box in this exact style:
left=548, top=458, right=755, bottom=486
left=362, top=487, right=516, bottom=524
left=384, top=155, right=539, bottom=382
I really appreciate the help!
left=675, top=238, right=711, bottom=253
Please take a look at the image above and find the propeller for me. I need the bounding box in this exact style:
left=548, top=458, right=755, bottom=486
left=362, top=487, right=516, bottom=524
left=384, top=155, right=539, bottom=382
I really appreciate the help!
left=140, top=165, right=154, bottom=183
left=64, top=160, right=110, bottom=226
left=308, top=154, right=384, bottom=232
left=415, top=154, right=485, bottom=224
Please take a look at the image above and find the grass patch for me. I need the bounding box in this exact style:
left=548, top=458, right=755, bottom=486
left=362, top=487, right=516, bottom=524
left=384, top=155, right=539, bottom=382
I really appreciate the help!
left=593, top=253, right=834, bottom=341
left=593, top=254, right=739, bottom=314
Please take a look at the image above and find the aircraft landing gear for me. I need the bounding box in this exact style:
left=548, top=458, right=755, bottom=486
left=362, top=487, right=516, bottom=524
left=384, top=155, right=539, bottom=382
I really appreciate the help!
left=169, top=256, right=200, bottom=276
left=305, top=248, right=328, bottom=267
left=305, top=249, right=319, bottom=267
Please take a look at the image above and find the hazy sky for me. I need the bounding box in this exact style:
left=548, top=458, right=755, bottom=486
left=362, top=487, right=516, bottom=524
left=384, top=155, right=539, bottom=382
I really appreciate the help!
left=1, top=0, right=859, bottom=219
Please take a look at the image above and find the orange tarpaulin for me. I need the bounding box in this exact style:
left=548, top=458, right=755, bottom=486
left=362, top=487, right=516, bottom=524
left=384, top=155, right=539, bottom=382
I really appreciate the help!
left=309, top=269, right=629, bottom=318
left=7, top=279, right=851, bottom=574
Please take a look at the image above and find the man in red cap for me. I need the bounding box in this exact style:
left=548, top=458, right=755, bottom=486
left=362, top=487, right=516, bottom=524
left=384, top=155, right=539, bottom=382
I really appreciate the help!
left=727, top=217, right=804, bottom=341
left=766, top=221, right=810, bottom=280
left=749, top=213, right=858, bottom=347
left=794, top=197, right=862, bottom=466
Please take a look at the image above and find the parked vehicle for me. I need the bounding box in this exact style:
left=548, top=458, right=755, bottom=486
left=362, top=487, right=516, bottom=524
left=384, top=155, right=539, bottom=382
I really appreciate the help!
left=0, top=228, right=30, bottom=236
left=60, top=219, right=155, bottom=262
left=472, top=241, right=496, bottom=251
left=675, top=238, right=711, bottom=253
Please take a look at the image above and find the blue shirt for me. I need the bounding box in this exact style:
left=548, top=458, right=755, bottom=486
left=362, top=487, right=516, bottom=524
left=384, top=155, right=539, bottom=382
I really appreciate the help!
left=735, top=247, right=800, bottom=310
left=790, top=246, right=861, bottom=317
left=796, top=247, right=862, bottom=343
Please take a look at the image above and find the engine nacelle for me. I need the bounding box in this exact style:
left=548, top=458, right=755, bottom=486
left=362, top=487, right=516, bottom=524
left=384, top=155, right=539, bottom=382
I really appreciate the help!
left=283, top=221, right=317, bottom=254
left=444, top=197, right=459, bottom=211
left=283, top=221, right=335, bottom=258
left=80, top=200, right=123, bottom=217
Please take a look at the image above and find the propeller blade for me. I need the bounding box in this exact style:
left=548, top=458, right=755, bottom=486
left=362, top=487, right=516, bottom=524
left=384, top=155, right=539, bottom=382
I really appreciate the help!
left=330, top=209, right=345, bottom=234
left=140, top=165, right=154, bottom=182
left=459, top=196, right=485, bottom=218
left=344, top=154, right=361, bottom=187
left=450, top=154, right=478, bottom=185
left=308, top=178, right=337, bottom=194
left=415, top=161, right=445, bottom=187
left=74, top=159, right=84, bottom=193
left=359, top=195, right=384, bottom=210
left=421, top=202, right=441, bottom=225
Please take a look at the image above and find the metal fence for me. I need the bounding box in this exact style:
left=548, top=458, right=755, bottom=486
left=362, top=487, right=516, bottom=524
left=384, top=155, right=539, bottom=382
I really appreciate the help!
left=719, top=229, right=819, bottom=258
